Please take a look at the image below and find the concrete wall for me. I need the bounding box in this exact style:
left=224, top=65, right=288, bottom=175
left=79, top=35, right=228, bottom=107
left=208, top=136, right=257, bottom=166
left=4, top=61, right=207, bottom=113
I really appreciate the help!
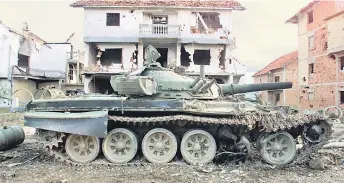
left=327, top=12, right=344, bottom=52
left=84, top=8, right=232, bottom=42
left=84, top=8, right=143, bottom=38
left=0, top=24, right=21, bottom=78
left=31, top=43, right=72, bottom=75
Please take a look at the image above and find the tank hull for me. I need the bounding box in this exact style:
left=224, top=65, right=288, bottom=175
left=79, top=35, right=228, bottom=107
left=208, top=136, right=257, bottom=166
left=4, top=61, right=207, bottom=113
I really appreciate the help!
left=23, top=96, right=333, bottom=167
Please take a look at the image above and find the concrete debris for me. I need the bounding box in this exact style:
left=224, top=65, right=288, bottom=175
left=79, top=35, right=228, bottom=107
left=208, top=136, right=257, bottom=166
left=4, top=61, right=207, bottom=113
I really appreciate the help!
left=2, top=171, right=16, bottom=179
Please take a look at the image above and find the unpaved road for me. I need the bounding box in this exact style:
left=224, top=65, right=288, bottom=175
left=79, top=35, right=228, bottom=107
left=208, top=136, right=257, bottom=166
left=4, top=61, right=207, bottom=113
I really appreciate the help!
left=1, top=121, right=344, bottom=183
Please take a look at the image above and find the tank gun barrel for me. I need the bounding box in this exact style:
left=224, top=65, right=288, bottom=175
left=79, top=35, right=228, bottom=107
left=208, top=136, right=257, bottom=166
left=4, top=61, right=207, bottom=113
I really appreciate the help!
left=219, top=82, right=293, bottom=95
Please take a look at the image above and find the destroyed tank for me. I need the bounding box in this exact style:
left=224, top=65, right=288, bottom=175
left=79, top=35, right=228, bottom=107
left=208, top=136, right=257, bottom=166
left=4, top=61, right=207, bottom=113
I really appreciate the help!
left=23, top=45, right=339, bottom=167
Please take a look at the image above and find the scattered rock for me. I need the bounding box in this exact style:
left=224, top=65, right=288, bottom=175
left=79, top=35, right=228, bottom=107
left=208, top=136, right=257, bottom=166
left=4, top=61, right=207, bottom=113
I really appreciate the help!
left=309, top=158, right=326, bottom=170
left=2, top=171, right=16, bottom=179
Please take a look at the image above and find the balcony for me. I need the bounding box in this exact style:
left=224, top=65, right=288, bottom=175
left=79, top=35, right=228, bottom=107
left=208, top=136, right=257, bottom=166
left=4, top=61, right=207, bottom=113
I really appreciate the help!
left=12, top=66, right=65, bottom=79
left=139, top=24, right=180, bottom=38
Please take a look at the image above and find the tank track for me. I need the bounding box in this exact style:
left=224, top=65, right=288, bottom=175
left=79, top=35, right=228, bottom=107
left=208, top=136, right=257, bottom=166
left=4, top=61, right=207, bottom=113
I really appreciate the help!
left=40, top=112, right=332, bottom=168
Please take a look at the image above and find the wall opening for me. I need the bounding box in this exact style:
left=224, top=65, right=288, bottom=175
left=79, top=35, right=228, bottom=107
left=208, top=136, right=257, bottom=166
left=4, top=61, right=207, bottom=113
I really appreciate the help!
left=219, top=49, right=226, bottom=68
left=152, top=15, right=168, bottom=24
left=309, top=63, right=314, bottom=74
left=180, top=45, right=191, bottom=67
left=18, top=53, right=29, bottom=68
left=307, top=11, right=313, bottom=24
left=68, top=64, right=75, bottom=82
left=156, top=48, right=168, bottom=67
left=197, top=12, right=222, bottom=33
left=193, top=50, right=211, bottom=65
left=340, top=56, right=344, bottom=71
left=275, top=93, right=280, bottom=103
left=275, top=76, right=280, bottom=82
left=100, top=49, right=122, bottom=66
left=340, top=91, right=344, bottom=104
left=106, top=13, right=120, bottom=26
left=93, top=78, right=115, bottom=94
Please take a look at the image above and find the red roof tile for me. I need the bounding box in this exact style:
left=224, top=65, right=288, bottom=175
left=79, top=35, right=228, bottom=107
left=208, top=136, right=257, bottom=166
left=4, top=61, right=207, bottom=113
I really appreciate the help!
left=286, top=0, right=320, bottom=23
left=71, top=0, right=245, bottom=9
left=253, top=51, right=298, bottom=77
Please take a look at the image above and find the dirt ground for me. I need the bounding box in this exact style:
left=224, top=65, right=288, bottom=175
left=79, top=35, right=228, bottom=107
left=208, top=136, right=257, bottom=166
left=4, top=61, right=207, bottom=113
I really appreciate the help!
left=1, top=115, right=344, bottom=183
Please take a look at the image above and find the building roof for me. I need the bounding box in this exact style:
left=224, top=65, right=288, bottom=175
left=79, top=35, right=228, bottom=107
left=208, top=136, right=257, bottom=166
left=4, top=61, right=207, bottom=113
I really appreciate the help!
left=286, top=0, right=320, bottom=23
left=253, top=51, right=298, bottom=77
left=0, top=21, right=47, bottom=44
left=70, top=0, right=245, bottom=10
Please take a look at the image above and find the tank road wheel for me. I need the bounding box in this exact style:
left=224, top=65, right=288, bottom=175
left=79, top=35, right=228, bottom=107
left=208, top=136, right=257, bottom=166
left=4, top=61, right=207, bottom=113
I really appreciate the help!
left=259, top=132, right=296, bottom=166
left=141, top=128, right=178, bottom=164
left=180, top=129, right=217, bottom=165
left=102, top=128, right=138, bottom=164
left=65, top=134, right=100, bottom=163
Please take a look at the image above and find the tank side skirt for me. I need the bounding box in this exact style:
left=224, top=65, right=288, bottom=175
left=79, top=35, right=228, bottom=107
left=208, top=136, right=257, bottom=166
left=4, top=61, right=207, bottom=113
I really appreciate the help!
left=24, top=114, right=108, bottom=138
left=26, top=99, right=184, bottom=112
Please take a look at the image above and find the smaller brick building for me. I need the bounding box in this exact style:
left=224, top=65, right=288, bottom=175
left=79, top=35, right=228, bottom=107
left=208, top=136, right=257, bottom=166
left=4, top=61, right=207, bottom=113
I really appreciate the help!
left=253, top=51, right=299, bottom=108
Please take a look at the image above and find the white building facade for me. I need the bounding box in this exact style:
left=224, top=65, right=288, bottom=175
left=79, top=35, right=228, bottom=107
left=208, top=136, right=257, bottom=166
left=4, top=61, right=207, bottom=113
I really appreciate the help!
left=71, top=0, right=247, bottom=93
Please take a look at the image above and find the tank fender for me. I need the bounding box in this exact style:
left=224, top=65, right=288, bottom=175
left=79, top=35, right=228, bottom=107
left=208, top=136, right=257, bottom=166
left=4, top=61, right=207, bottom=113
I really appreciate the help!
left=24, top=111, right=108, bottom=138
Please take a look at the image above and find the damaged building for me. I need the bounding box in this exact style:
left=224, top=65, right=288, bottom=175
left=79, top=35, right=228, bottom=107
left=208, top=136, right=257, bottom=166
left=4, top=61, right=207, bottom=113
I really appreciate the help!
left=71, top=0, right=247, bottom=94
left=0, top=21, right=81, bottom=108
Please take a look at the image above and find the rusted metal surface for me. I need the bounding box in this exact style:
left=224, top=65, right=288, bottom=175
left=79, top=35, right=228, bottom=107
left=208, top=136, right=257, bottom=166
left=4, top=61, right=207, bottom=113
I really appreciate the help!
left=24, top=111, right=108, bottom=138
left=0, top=125, right=25, bottom=151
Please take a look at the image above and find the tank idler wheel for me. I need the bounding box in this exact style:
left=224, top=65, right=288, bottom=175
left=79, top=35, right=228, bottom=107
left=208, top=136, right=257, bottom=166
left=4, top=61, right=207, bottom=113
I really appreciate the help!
left=303, top=120, right=332, bottom=144
left=65, top=134, right=100, bottom=163
left=259, top=132, right=296, bottom=166
left=180, top=129, right=217, bottom=165
left=102, top=128, right=138, bottom=164
left=142, top=128, right=178, bottom=164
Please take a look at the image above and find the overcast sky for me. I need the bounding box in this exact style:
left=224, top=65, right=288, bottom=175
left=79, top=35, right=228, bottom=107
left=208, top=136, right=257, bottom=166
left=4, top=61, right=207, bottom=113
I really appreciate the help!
left=0, top=0, right=312, bottom=71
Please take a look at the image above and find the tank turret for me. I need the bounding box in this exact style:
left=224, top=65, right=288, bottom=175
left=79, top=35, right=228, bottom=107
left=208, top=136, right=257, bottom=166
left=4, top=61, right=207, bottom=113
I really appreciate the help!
left=110, top=45, right=293, bottom=99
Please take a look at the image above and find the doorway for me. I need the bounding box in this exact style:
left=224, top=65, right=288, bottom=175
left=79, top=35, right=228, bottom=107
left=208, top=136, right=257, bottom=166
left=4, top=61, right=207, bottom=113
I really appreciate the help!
left=156, top=48, right=168, bottom=67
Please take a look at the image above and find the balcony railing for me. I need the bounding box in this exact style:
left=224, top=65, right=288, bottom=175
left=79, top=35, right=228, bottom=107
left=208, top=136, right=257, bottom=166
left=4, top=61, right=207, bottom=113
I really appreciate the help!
left=139, top=24, right=180, bottom=37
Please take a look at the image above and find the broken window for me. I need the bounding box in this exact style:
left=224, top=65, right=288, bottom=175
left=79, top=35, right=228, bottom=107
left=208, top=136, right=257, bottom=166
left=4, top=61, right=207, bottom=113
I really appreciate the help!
left=156, top=48, right=168, bottom=68
left=340, top=91, right=344, bottom=104
left=106, top=13, right=120, bottom=26
left=274, top=76, right=280, bottom=82
left=18, top=53, right=29, bottom=68
left=308, top=11, right=314, bottom=24
left=309, top=63, right=314, bottom=74
left=180, top=45, right=191, bottom=67
left=100, top=49, right=122, bottom=66
left=309, top=36, right=314, bottom=50
left=193, top=50, right=211, bottom=65
left=196, top=12, right=222, bottom=33
left=340, top=56, right=344, bottom=71
left=152, top=15, right=168, bottom=24
left=275, top=93, right=280, bottom=103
